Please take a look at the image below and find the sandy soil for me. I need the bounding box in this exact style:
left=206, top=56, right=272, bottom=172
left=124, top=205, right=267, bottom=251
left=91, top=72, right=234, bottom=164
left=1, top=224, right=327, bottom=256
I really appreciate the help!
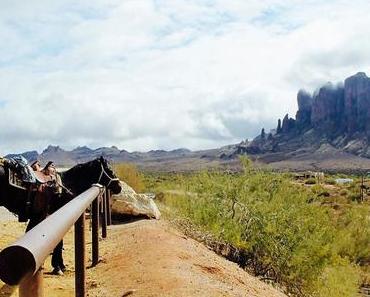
left=0, top=213, right=287, bottom=297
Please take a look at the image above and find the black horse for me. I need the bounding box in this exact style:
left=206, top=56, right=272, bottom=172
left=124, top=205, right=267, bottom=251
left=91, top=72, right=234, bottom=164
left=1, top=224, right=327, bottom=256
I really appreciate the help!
left=0, top=156, right=122, bottom=274
left=49, top=156, right=122, bottom=273
left=60, top=156, right=122, bottom=198
left=0, top=156, right=121, bottom=223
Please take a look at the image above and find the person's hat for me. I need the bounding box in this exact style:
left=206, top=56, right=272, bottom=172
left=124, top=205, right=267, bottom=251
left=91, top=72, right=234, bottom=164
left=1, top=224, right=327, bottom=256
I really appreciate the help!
left=43, top=161, right=55, bottom=171
left=30, top=160, right=40, bottom=167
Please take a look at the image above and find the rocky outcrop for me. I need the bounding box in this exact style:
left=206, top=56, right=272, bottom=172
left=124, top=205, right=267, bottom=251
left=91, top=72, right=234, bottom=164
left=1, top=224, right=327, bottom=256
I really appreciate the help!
left=344, top=72, right=370, bottom=135
left=238, top=72, right=370, bottom=158
left=311, top=82, right=344, bottom=133
left=295, top=90, right=312, bottom=129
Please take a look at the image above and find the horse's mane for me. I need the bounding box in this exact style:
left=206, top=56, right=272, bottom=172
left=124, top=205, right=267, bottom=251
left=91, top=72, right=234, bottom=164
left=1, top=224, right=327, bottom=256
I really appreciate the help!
left=66, top=158, right=96, bottom=173
left=61, top=157, right=110, bottom=191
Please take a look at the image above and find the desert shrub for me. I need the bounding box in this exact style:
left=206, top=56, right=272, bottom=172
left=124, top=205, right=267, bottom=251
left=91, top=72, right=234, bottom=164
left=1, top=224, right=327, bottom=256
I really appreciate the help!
left=160, top=157, right=365, bottom=296
left=114, top=163, right=144, bottom=192
left=305, top=178, right=316, bottom=185
left=334, top=206, right=370, bottom=265
left=325, top=178, right=336, bottom=185
left=348, top=193, right=362, bottom=202
left=340, top=189, right=348, bottom=196
left=313, top=261, right=361, bottom=297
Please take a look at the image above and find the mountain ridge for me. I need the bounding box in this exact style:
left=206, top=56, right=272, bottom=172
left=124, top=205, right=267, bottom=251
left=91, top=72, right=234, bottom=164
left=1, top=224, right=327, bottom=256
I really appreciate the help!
left=230, top=72, right=370, bottom=160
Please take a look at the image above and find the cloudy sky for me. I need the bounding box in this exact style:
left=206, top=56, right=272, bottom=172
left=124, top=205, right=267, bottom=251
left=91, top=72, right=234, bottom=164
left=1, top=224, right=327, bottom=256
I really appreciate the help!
left=1, top=0, right=370, bottom=154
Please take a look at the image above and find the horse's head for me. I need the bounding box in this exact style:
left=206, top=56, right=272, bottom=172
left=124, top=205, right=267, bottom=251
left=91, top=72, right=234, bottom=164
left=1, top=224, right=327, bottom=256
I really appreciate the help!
left=96, top=156, right=122, bottom=194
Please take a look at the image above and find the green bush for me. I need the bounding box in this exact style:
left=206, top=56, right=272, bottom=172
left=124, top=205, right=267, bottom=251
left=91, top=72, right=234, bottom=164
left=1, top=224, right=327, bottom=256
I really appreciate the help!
left=305, top=178, right=316, bottom=185
left=325, top=178, right=336, bottom=185
left=340, top=189, right=348, bottom=196
left=159, top=157, right=366, bottom=296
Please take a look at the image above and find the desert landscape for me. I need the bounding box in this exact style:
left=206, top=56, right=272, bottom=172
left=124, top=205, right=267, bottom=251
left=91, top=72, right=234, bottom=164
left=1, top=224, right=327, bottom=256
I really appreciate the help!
left=0, top=209, right=287, bottom=297
left=1, top=1, right=370, bottom=297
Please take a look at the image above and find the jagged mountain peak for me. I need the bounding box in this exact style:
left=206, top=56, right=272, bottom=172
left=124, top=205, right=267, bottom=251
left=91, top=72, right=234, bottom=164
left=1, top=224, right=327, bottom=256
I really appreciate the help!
left=232, top=72, right=370, bottom=159
left=42, top=145, right=65, bottom=153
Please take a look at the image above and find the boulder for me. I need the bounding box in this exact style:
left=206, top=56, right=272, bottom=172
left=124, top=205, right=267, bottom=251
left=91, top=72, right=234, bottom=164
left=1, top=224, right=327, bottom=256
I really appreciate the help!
left=111, top=181, right=161, bottom=219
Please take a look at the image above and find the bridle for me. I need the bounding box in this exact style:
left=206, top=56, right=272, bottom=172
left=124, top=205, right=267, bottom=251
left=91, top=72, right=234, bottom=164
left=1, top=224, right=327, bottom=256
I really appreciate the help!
left=96, top=162, right=119, bottom=188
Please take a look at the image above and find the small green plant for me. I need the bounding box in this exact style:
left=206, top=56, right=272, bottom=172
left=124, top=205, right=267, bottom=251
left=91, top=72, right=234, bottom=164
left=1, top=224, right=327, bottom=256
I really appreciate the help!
left=325, top=178, right=336, bottom=185
left=340, top=189, right=348, bottom=196
left=305, top=178, right=316, bottom=185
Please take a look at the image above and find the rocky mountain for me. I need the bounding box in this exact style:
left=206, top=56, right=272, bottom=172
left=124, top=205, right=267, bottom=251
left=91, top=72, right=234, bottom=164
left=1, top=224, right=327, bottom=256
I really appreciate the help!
left=231, top=72, right=370, bottom=162
left=5, top=145, right=195, bottom=167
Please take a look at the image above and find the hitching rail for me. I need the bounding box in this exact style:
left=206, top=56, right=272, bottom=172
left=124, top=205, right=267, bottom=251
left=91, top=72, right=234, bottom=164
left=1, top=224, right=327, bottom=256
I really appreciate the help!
left=0, top=184, right=109, bottom=297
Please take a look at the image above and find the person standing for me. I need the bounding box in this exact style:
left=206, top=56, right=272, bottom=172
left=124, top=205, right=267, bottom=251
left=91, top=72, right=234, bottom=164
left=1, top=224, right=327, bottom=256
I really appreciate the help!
left=42, top=161, right=66, bottom=275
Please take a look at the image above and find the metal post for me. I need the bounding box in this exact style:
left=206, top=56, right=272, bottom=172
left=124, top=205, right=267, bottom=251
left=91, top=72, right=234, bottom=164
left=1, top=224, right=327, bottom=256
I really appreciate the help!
left=101, top=190, right=107, bottom=239
left=75, top=213, right=86, bottom=297
left=106, top=189, right=112, bottom=226
left=19, top=268, right=43, bottom=297
left=91, top=197, right=99, bottom=267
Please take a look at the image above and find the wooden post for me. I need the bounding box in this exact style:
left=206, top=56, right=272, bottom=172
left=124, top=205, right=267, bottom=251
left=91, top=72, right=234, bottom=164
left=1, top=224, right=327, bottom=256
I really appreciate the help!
left=106, top=189, right=112, bottom=226
left=74, top=213, right=86, bottom=297
left=361, top=174, right=364, bottom=202
left=19, top=268, right=43, bottom=297
left=91, top=196, right=99, bottom=267
left=101, top=190, right=107, bottom=239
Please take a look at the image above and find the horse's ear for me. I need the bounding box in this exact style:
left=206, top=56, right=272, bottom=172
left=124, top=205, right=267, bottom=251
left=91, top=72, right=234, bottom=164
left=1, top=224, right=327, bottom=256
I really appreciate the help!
left=99, top=156, right=108, bottom=166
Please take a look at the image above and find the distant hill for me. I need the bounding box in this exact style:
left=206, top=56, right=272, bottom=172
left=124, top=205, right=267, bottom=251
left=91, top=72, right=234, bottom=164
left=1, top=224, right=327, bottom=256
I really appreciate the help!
left=5, top=145, right=195, bottom=167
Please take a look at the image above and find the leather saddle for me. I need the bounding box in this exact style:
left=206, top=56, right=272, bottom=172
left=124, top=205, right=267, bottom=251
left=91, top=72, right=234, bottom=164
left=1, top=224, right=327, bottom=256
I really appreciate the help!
left=7, top=156, right=56, bottom=189
left=33, top=171, right=55, bottom=184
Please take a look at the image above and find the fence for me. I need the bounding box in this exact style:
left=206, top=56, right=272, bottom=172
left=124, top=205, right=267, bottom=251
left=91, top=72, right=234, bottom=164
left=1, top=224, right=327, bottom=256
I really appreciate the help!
left=0, top=183, right=113, bottom=297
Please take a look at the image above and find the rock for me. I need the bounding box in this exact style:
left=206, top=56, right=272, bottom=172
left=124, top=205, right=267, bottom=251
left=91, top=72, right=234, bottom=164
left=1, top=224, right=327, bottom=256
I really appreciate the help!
left=297, top=89, right=313, bottom=111
left=295, top=90, right=312, bottom=129
left=261, top=128, right=266, bottom=139
left=277, top=119, right=282, bottom=133
left=311, top=82, right=344, bottom=133
left=281, top=114, right=295, bottom=133
left=111, top=181, right=161, bottom=220
left=344, top=72, right=370, bottom=134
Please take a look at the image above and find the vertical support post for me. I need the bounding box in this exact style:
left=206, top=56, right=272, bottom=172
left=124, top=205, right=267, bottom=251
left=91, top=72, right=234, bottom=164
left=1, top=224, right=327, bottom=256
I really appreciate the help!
left=75, top=213, right=86, bottom=297
left=361, top=174, right=364, bottom=202
left=106, top=189, right=112, bottom=226
left=91, top=196, right=99, bottom=267
left=19, top=268, right=43, bottom=297
left=101, top=189, right=107, bottom=239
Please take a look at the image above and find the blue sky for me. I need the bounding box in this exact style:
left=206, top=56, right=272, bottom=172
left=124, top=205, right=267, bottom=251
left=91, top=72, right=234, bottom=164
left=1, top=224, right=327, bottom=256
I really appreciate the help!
left=1, top=0, right=370, bottom=154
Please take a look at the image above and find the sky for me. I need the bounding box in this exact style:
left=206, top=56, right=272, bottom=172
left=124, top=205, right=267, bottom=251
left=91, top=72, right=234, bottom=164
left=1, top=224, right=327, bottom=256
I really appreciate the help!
left=1, top=0, right=370, bottom=154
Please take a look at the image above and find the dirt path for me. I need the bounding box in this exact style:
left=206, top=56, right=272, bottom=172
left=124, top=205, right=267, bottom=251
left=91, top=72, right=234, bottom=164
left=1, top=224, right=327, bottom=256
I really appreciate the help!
left=0, top=218, right=287, bottom=297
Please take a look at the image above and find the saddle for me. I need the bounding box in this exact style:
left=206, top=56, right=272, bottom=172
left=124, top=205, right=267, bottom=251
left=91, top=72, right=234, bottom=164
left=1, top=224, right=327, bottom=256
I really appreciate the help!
left=7, top=156, right=58, bottom=190
left=5, top=156, right=62, bottom=222
left=33, top=171, right=55, bottom=184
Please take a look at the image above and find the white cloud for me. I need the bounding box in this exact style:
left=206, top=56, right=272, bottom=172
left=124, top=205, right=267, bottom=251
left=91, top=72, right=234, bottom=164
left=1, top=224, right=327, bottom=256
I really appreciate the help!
left=0, top=0, right=370, bottom=154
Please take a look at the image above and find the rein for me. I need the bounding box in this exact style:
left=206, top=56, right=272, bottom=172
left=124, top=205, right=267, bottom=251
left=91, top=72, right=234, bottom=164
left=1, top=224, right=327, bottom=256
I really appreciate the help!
left=96, top=163, right=119, bottom=188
